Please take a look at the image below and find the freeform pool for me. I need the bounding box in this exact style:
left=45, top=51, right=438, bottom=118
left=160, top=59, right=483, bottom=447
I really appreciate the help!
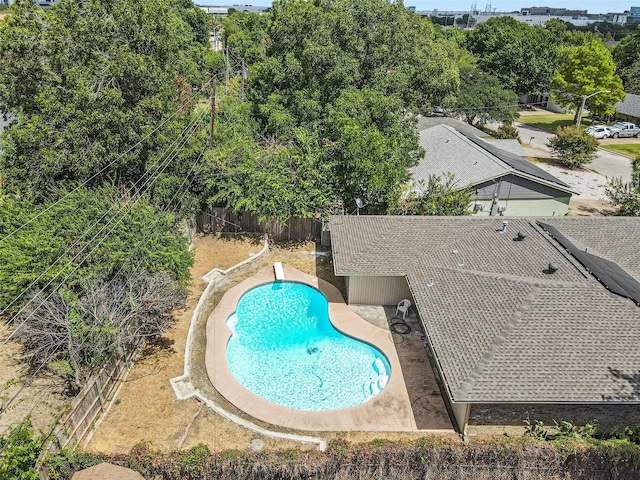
left=226, top=281, right=391, bottom=411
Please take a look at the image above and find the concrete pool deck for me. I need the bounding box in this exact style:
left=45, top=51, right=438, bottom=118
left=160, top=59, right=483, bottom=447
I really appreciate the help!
left=205, top=263, right=453, bottom=433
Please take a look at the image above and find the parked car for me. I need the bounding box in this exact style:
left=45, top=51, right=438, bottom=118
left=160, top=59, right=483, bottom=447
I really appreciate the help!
left=585, top=125, right=611, bottom=139
left=607, top=122, right=640, bottom=138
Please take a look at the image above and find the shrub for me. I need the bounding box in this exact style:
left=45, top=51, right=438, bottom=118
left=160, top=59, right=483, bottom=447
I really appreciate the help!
left=606, top=155, right=640, bottom=215
left=0, top=419, right=43, bottom=480
left=494, top=124, right=521, bottom=141
left=546, top=125, right=599, bottom=169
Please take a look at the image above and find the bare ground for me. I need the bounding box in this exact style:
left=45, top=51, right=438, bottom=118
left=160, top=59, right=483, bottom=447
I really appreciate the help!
left=0, top=337, right=68, bottom=435
left=85, top=234, right=351, bottom=454
left=568, top=198, right=616, bottom=216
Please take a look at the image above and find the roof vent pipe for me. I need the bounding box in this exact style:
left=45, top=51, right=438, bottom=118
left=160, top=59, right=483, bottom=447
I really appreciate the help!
left=501, top=220, right=508, bottom=233
left=547, top=262, right=559, bottom=273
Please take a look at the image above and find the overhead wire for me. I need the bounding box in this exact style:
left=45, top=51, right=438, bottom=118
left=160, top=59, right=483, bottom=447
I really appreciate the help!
left=0, top=144, right=209, bottom=434
left=0, top=75, right=217, bottom=246
left=0, top=67, right=226, bottom=440
left=0, top=122, right=210, bottom=438
left=0, top=106, right=207, bottom=332
left=0, top=107, right=209, bottom=346
left=0, top=142, right=210, bottom=440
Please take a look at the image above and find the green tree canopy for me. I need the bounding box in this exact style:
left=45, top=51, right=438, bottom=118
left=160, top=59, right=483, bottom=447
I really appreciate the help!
left=551, top=40, right=625, bottom=117
left=0, top=0, right=208, bottom=205
left=203, top=0, right=461, bottom=217
left=613, top=25, right=640, bottom=93
left=393, top=174, right=473, bottom=216
left=446, top=64, right=519, bottom=127
left=0, top=187, right=193, bottom=317
left=465, top=16, right=558, bottom=95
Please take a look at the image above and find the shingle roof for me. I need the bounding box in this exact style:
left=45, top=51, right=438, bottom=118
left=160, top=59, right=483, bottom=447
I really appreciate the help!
left=409, top=125, right=573, bottom=194
left=485, top=139, right=527, bottom=157
left=615, top=93, right=640, bottom=118
left=416, top=116, right=489, bottom=138
left=329, top=215, right=640, bottom=404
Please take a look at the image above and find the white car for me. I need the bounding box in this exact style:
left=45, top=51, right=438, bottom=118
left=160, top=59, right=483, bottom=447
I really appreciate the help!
left=585, top=125, right=611, bottom=139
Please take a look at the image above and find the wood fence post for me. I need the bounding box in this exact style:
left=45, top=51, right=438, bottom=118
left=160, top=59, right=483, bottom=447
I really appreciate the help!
left=96, top=377, right=105, bottom=411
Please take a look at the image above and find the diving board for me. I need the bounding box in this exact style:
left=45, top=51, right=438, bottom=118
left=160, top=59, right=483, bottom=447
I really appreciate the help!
left=274, top=262, right=285, bottom=280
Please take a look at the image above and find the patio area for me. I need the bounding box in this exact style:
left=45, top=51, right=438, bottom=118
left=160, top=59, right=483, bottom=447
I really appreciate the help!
left=205, top=263, right=454, bottom=433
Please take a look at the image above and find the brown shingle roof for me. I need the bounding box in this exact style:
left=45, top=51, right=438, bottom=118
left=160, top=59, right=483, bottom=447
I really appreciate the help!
left=329, top=215, right=640, bottom=403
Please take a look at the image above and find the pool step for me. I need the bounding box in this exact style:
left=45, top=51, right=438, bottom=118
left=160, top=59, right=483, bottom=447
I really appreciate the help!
left=364, top=372, right=389, bottom=398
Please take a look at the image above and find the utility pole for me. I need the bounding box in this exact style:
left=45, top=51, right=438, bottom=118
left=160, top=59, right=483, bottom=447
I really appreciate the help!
left=209, top=78, right=216, bottom=150
left=576, top=90, right=610, bottom=127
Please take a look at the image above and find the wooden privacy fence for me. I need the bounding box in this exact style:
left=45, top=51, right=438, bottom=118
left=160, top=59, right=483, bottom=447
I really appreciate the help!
left=38, top=346, right=138, bottom=479
left=197, top=208, right=323, bottom=241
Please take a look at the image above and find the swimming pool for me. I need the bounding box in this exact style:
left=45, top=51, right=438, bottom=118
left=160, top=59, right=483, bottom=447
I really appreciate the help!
left=226, top=281, right=391, bottom=411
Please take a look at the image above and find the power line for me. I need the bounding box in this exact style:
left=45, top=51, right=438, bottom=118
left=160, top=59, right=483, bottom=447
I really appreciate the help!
left=0, top=143, right=210, bottom=439
left=0, top=70, right=237, bottom=433
left=0, top=109, right=209, bottom=345
left=0, top=106, right=207, bottom=329
left=0, top=75, right=216, bottom=246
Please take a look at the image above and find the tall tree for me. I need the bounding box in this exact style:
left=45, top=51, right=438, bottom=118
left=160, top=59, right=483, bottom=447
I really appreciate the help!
left=465, top=16, right=558, bottom=95
left=206, top=0, right=461, bottom=216
left=446, top=64, right=519, bottom=127
left=0, top=187, right=193, bottom=317
left=0, top=0, right=208, bottom=205
left=613, top=25, right=640, bottom=93
left=551, top=40, right=625, bottom=118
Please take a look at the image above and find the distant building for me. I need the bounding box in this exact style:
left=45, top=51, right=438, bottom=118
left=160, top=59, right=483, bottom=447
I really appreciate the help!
left=520, top=6, right=587, bottom=16
left=197, top=4, right=270, bottom=16
left=412, top=123, right=574, bottom=217
left=615, top=93, right=640, bottom=124
left=1, top=0, right=57, bottom=6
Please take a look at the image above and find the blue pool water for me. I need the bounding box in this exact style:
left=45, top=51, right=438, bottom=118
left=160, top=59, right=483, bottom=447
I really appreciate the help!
left=226, top=281, right=391, bottom=411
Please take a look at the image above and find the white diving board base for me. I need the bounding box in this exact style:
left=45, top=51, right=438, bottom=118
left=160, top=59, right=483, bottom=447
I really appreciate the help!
left=274, top=262, right=285, bottom=281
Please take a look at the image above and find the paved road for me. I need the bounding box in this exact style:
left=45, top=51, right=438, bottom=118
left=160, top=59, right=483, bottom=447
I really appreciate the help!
left=515, top=121, right=633, bottom=182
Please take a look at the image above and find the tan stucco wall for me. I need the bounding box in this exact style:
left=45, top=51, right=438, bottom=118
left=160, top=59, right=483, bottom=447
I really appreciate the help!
left=346, top=276, right=413, bottom=306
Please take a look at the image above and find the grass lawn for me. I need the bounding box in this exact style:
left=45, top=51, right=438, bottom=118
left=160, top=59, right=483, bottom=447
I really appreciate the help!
left=600, top=143, right=640, bottom=158
left=519, top=113, right=595, bottom=132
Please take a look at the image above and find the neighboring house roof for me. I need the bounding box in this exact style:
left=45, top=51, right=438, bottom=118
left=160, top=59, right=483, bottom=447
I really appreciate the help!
left=329, top=215, right=640, bottom=404
left=484, top=139, right=527, bottom=157
left=615, top=93, right=640, bottom=118
left=417, top=116, right=489, bottom=138
left=410, top=125, right=573, bottom=193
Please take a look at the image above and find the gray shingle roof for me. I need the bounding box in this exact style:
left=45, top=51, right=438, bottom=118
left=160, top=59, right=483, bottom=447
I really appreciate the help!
left=615, top=93, right=640, bottom=118
left=485, top=139, right=527, bottom=157
left=329, top=215, right=640, bottom=404
left=416, top=116, right=489, bottom=138
left=410, top=125, right=572, bottom=194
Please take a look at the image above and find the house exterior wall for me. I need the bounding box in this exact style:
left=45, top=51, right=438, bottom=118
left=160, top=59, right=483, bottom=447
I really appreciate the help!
left=345, top=275, right=413, bottom=306
left=472, top=197, right=570, bottom=217
left=474, top=175, right=568, bottom=201
left=616, top=112, right=640, bottom=125
left=470, top=175, right=571, bottom=217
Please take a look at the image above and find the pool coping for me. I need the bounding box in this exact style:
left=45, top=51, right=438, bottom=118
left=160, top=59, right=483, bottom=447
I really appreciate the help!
left=205, top=263, right=424, bottom=432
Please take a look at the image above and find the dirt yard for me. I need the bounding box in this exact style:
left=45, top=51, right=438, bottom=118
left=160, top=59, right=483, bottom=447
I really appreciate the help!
left=85, top=234, right=348, bottom=454
left=0, top=334, right=68, bottom=435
